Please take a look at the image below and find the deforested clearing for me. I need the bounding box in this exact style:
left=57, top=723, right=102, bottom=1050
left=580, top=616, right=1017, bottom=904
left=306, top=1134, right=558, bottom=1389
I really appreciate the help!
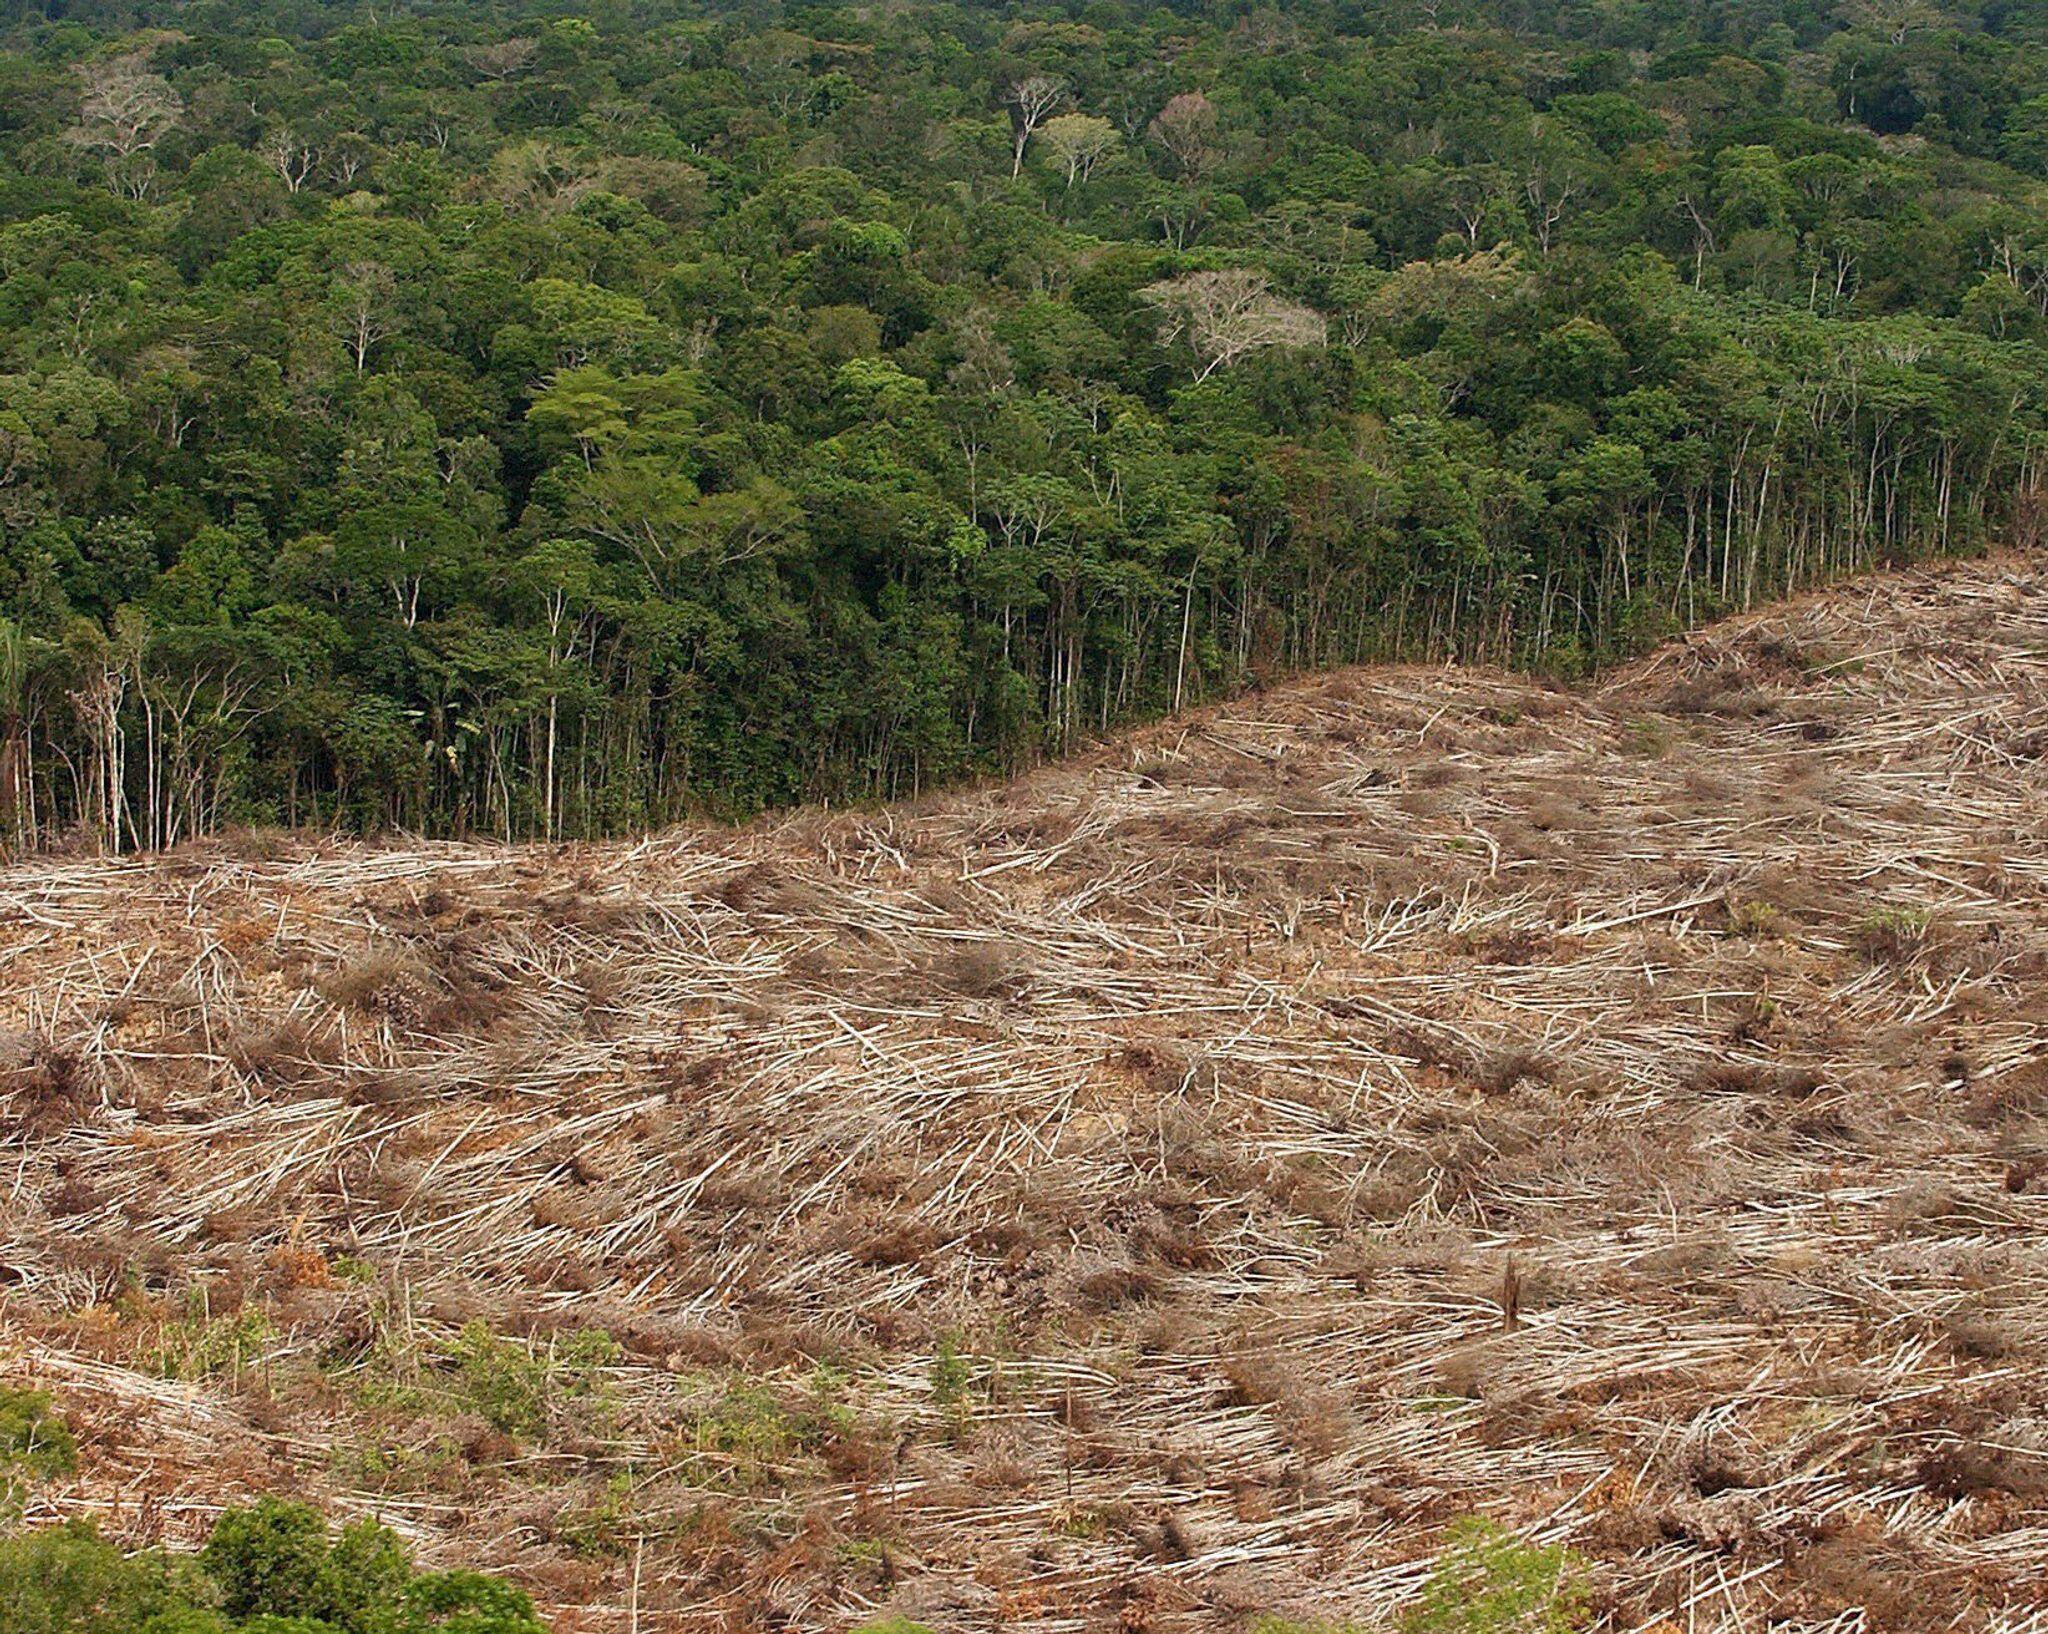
left=3, top=555, right=2046, bottom=1634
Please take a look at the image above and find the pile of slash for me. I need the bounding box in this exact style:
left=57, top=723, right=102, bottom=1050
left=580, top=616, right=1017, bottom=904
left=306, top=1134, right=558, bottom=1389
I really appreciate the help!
left=3, top=554, right=2045, bottom=1633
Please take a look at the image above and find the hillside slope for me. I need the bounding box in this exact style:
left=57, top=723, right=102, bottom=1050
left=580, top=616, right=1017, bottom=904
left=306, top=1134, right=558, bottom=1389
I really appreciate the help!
left=3, top=556, right=2046, bottom=1633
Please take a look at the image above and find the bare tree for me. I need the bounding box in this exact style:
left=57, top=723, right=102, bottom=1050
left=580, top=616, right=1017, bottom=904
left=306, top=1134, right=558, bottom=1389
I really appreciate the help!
left=136, top=343, right=203, bottom=449
left=66, top=50, right=183, bottom=199
left=1231, top=8, right=1300, bottom=54
left=487, top=138, right=595, bottom=216
left=684, top=317, right=719, bottom=366
left=261, top=125, right=320, bottom=194
left=464, top=37, right=538, bottom=81
left=335, top=262, right=397, bottom=373
left=56, top=288, right=108, bottom=361
left=1008, top=74, right=1065, bottom=177
left=1835, top=0, right=1942, bottom=45
left=326, top=131, right=371, bottom=188
left=948, top=305, right=1016, bottom=402
left=1523, top=154, right=1581, bottom=255
left=1149, top=90, right=1220, bottom=181
left=1447, top=165, right=1507, bottom=246
left=740, top=31, right=814, bottom=120
left=1038, top=112, right=1119, bottom=188
left=1676, top=193, right=1718, bottom=288
left=1141, top=269, right=1324, bottom=381
left=1152, top=187, right=1209, bottom=252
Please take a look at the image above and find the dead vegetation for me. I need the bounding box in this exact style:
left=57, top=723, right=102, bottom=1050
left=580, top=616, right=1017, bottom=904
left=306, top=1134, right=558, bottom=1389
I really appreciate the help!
left=2, top=555, right=2046, bottom=1633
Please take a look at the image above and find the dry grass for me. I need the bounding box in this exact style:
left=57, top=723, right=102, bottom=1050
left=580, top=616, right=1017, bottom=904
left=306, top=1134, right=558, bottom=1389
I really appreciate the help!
left=2, top=555, right=2046, bottom=1633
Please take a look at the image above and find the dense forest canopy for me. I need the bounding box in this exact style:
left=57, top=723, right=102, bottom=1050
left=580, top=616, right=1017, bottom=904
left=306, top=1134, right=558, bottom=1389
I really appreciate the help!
left=0, top=0, right=2043, bottom=846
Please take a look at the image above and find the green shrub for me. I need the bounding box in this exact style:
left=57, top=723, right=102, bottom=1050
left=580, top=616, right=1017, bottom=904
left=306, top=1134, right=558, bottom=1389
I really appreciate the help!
left=685, top=1381, right=797, bottom=1480
left=0, top=1523, right=217, bottom=1634
left=1855, top=905, right=1933, bottom=963
left=202, top=1498, right=409, bottom=1631
left=1250, top=1521, right=1587, bottom=1634
left=0, top=1386, right=77, bottom=1518
left=146, top=1299, right=273, bottom=1383
left=929, top=1332, right=971, bottom=1408
left=385, top=1569, right=549, bottom=1634
left=434, top=1320, right=619, bottom=1441
left=448, top=1321, right=550, bottom=1439
left=0, top=1387, right=77, bottom=1480
left=669, top=1370, right=870, bottom=1492
left=556, top=1472, right=637, bottom=1560
left=1401, top=1518, right=1588, bottom=1634
left=1725, top=897, right=1782, bottom=938
left=0, top=1501, right=547, bottom=1634
left=0, top=1524, right=137, bottom=1634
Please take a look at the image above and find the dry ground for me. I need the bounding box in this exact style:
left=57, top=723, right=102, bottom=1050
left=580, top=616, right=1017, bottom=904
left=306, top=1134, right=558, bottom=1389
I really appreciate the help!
left=3, top=555, right=2047, bottom=1634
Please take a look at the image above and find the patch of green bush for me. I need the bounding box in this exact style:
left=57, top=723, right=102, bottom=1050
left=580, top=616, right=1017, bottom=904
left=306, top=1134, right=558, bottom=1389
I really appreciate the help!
left=1404, top=1519, right=1588, bottom=1634
left=145, top=1298, right=273, bottom=1384
left=0, top=1499, right=547, bottom=1634
left=449, top=1321, right=621, bottom=1439
left=0, top=1387, right=75, bottom=1534
left=1250, top=1518, right=1588, bottom=1634
left=671, top=1367, right=865, bottom=1491
left=0, top=1386, right=77, bottom=1517
left=202, top=1500, right=412, bottom=1628
left=331, top=1311, right=620, bottom=1450
left=0, top=1388, right=77, bottom=1480
left=447, top=1321, right=551, bottom=1439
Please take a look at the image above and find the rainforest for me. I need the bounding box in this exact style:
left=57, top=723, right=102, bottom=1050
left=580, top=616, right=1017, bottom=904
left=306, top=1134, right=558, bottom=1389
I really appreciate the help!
left=0, top=0, right=2043, bottom=846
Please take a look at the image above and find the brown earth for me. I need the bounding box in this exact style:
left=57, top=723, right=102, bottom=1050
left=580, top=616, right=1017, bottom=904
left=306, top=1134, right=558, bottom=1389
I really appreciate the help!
left=3, top=554, right=2046, bottom=1633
